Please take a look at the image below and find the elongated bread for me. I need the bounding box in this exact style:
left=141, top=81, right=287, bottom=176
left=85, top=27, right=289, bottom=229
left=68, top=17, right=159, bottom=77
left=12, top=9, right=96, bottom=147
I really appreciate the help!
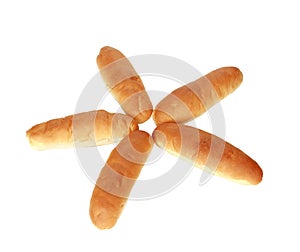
left=97, top=46, right=153, bottom=123
left=89, top=130, right=153, bottom=229
left=26, top=110, right=138, bottom=150
left=153, top=67, right=243, bottom=125
left=152, top=123, right=262, bottom=185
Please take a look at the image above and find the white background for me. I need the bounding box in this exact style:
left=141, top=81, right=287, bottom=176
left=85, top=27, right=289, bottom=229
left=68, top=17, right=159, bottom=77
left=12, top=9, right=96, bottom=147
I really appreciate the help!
left=1, top=0, right=300, bottom=251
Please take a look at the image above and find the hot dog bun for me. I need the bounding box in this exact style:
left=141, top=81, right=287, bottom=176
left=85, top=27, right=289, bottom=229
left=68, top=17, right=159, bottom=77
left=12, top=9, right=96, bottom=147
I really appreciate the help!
left=153, top=67, right=243, bottom=125
left=152, top=123, right=263, bottom=185
left=26, top=110, right=138, bottom=150
left=97, top=46, right=153, bottom=123
left=89, top=130, right=153, bottom=229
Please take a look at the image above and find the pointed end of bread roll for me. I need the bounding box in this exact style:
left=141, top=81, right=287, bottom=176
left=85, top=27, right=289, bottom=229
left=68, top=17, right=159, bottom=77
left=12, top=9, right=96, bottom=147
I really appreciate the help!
left=152, top=126, right=167, bottom=148
left=115, top=85, right=153, bottom=123
left=26, top=127, right=45, bottom=150
left=152, top=110, right=175, bottom=126
left=26, top=117, right=72, bottom=150
left=129, top=119, right=139, bottom=131
left=244, top=163, right=263, bottom=185
left=152, top=123, right=183, bottom=156
left=100, top=46, right=119, bottom=54
left=97, top=46, right=124, bottom=68
left=100, top=46, right=115, bottom=52
left=223, top=159, right=263, bottom=185
left=128, top=130, right=154, bottom=153
left=134, top=109, right=153, bottom=124
left=89, top=188, right=125, bottom=230
left=206, top=66, right=243, bottom=96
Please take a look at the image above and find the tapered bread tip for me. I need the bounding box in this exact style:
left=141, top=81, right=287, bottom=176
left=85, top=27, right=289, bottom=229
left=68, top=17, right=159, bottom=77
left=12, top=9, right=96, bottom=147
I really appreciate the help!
left=231, top=66, right=243, bottom=82
left=100, top=46, right=117, bottom=53
left=26, top=128, right=43, bottom=150
left=128, top=130, right=154, bottom=152
left=152, top=110, right=174, bottom=126
left=249, top=163, right=263, bottom=185
left=129, top=120, right=139, bottom=131
left=89, top=195, right=120, bottom=230
left=207, top=66, right=243, bottom=93
left=152, top=127, right=167, bottom=149
left=98, top=46, right=119, bottom=58
left=97, top=46, right=123, bottom=68
left=134, top=109, right=153, bottom=124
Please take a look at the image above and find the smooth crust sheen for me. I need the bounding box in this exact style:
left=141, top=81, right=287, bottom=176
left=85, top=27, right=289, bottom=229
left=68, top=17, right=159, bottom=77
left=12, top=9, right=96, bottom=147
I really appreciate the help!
left=89, top=130, right=153, bottom=229
left=152, top=123, right=263, bottom=185
left=26, top=110, right=138, bottom=150
left=153, top=67, right=243, bottom=125
left=97, top=46, right=153, bottom=123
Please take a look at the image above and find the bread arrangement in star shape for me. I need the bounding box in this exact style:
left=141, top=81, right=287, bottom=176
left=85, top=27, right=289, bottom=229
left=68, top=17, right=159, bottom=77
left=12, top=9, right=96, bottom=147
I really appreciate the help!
left=26, top=46, right=263, bottom=229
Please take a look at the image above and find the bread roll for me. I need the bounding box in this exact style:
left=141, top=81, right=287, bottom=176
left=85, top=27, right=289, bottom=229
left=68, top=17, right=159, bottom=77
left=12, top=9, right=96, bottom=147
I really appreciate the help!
left=152, top=123, right=262, bottom=185
left=97, top=46, right=153, bottom=123
left=89, top=130, right=153, bottom=229
left=26, top=110, right=138, bottom=150
left=153, top=67, right=243, bottom=125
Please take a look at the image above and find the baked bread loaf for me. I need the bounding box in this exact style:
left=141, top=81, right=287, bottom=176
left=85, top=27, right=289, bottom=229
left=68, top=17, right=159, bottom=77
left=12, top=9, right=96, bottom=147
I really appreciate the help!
left=89, top=130, right=153, bottom=229
left=152, top=123, right=262, bottom=185
left=153, top=67, right=243, bottom=125
left=26, top=110, right=138, bottom=150
left=97, top=46, right=153, bottom=123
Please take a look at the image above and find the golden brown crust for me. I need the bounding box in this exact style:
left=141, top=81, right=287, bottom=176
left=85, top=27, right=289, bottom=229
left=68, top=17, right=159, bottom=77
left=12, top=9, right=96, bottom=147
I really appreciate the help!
left=89, top=130, right=153, bottom=229
left=97, top=46, right=153, bottom=123
left=153, top=67, right=243, bottom=125
left=26, top=110, right=138, bottom=150
left=152, top=123, right=262, bottom=185
left=89, top=186, right=126, bottom=230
